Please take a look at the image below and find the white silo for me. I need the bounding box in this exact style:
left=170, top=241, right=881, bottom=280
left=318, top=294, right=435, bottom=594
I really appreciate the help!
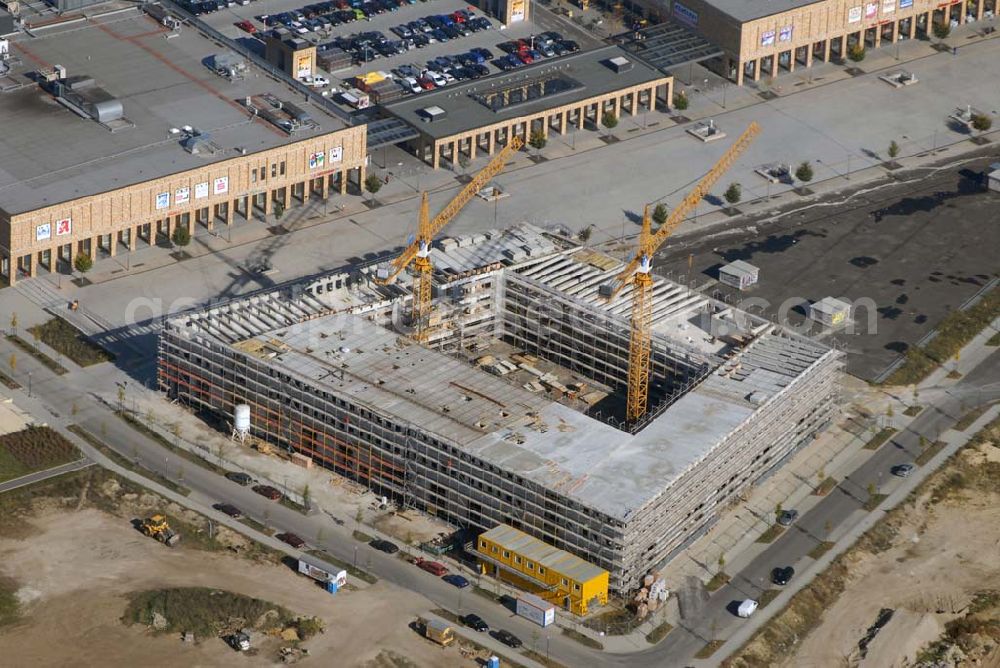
left=232, top=404, right=251, bottom=443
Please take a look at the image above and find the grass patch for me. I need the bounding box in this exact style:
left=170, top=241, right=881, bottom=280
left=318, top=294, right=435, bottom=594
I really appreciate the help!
left=695, top=639, right=726, bottom=659
left=306, top=549, right=378, bottom=585
left=946, top=370, right=963, bottom=379
left=522, top=649, right=567, bottom=668
left=915, top=440, right=947, bottom=466
left=6, top=335, right=68, bottom=375
left=0, top=367, right=19, bottom=389
left=645, top=620, right=673, bottom=644
left=123, top=587, right=302, bottom=639
left=562, top=627, right=603, bottom=650
left=239, top=516, right=273, bottom=536
left=29, top=317, right=113, bottom=367
left=757, top=589, right=781, bottom=609
left=581, top=606, right=638, bottom=635
left=472, top=585, right=498, bottom=602
left=352, top=530, right=374, bottom=543
left=0, top=425, right=80, bottom=483
left=956, top=404, right=992, bottom=431
left=864, top=427, right=897, bottom=450
left=0, top=576, right=19, bottom=628
left=884, top=286, right=1000, bottom=386
left=430, top=607, right=460, bottom=624
left=808, top=541, right=835, bottom=560
left=813, top=476, right=838, bottom=496
left=862, top=493, right=888, bottom=512
left=756, top=524, right=786, bottom=544
left=987, top=331, right=1000, bottom=346
left=903, top=405, right=924, bottom=417
left=705, top=571, right=731, bottom=592
left=67, top=424, right=189, bottom=497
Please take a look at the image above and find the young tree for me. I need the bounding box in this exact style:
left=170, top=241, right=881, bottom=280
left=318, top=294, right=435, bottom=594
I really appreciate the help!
left=723, top=183, right=742, bottom=206
left=887, top=140, right=900, bottom=160
left=355, top=505, right=364, bottom=527
left=528, top=129, right=547, bottom=152
left=302, top=483, right=312, bottom=510
left=971, top=113, right=993, bottom=133
left=74, top=253, right=93, bottom=274
left=847, top=44, right=866, bottom=62
left=795, top=161, right=814, bottom=183
left=273, top=200, right=285, bottom=221
left=577, top=226, right=593, bottom=242
left=867, top=482, right=877, bottom=498
left=7, top=353, right=15, bottom=373
left=363, top=174, right=383, bottom=199
left=171, top=225, right=191, bottom=247
left=774, top=502, right=783, bottom=522
left=9, top=312, right=16, bottom=337
left=932, top=22, right=951, bottom=40
left=717, top=553, right=725, bottom=572
left=601, top=111, right=619, bottom=129
left=652, top=203, right=668, bottom=226
left=672, top=91, right=689, bottom=111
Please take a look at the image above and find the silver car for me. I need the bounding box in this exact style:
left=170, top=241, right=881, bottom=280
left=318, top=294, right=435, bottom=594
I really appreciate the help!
left=891, top=463, right=916, bottom=478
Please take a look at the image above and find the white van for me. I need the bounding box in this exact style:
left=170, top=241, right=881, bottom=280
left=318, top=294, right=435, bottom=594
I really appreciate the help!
left=737, top=599, right=758, bottom=618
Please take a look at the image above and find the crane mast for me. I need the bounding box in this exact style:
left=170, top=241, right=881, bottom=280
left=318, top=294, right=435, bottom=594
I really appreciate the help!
left=615, top=122, right=761, bottom=423
left=380, top=135, right=524, bottom=341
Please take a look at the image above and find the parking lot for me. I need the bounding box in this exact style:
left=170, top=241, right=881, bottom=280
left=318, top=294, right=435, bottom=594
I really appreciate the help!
left=656, top=157, right=1000, bottom=380
left=192, top=0, right=599, bottom=94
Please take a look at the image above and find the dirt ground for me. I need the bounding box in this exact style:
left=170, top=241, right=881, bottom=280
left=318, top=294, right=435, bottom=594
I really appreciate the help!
left=779, top=440, right=1000, bottom=668
left=0, top=508, right=478, bottom=668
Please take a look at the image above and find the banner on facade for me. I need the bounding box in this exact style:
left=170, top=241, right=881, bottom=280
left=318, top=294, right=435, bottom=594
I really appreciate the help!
left=36, top=223, right=51, bottom=242
left=779, top=26, right=793, bottom=42
left=195, top=182, right=209, bottom=199
left=213, top=176, right=229, bottom=195
left=864, top=1, right=878, bottom=18
left=329, top=146, right=344, bottom=163
left=672, top=1, right=699, bottom=27
left=761, top=30, right=776, bottom=46
left=882, top=0, right=896, bottom=13
left=899, top=0, right=913, bottom=7
left=309, top=151, right=326, bottom=169
left=848, top=5, right=863, bottom=21
left=175, top=186, right=190, bottom=205
left=155, top=192, right=170, bottom=210
left=56, top=218, right=72, bottom=236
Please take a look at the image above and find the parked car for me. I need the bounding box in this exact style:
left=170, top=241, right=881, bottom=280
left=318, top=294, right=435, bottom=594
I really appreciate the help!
left=416, top=559, right=449, bottom=576
left=737, top=599, right=759, bottom=618
left=771, top=566, right=794, bottom=586
left=277, top=532, right=306, bottom=548
left=402, top=76, right=422, bottom=93
left=559, top=39, right=580, bottom=52
left=370, top=538, right=400, bottom=553
left=462, top=613, right=489, bottom=632
left=302, top=74, right=331, bottom=87
left=235, top=19, right=257, bottom=33
left=776, top=509, right=799, bottom=526
left=225, top=471, right=255, bottom=486
left=424, top=70, right=447, bottom=87
left=495, top=629, right=522, bottom=648
left=891, top=463, right=916, bottom=478
left=442, top=574, right=470, bottom=588
left=253, top=484, right=283, bottom=500
left=212, top=503, right=243, bottom=519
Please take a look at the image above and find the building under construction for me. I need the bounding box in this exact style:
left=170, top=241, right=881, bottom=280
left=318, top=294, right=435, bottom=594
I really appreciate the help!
left=158, top=224, right=842, bottom=592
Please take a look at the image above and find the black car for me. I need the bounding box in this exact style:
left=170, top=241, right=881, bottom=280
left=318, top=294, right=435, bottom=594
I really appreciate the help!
left=212, top=502, right=243, bottom=519
left=495, top=629, right=522, bottom=648
left=225, top=471, right=254, bottom=486
left=370, top=538, right=400, bottom=554
left=558, top=39, right=580, bottom=53
left=277, top=532, right=306, bottom=548
left=462, top=613, right=489, bottom=632
left=771, top=566, right=794, bottom=585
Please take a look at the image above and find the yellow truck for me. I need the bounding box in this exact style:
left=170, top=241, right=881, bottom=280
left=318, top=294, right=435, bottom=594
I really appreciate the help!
left=418, top=617, right=455, bottom=647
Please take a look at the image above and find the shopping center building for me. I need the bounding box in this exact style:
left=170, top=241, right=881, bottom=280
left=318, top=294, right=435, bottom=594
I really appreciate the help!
left=653, top=0, right=992, bottom=84
left=0, top=11, right=366, bottom=284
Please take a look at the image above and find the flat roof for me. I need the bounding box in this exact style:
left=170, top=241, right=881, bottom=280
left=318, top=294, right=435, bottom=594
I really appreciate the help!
left=480, top=524, right=608, bottom=584
left=811, top=296, right=851, bottom=314
left=385, top=45, right=669, bottom=141
left=0, top=11, right=345, bottom=216
left=695, top=0, right=826, bottom=23
left=721, top=259, right=759, bottom=277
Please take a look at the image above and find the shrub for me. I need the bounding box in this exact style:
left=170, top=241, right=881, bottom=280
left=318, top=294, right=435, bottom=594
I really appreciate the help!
left=933, top=22, right=951, bottom=39
left=652, top=203, right=668, bottom=225
left=171, top=225, right=191, bottom=247
left=848, top=44, right=866, bottom=62
left=528, top=129, right=547, bottom=151
left=795, top=161, right=814, bottom=183
left=74, top=254, right=93, bottom=273
left=363, top=174, right=383, bottom=195
left=724, top=183, right=742, bottom=205
left=673, top=91, right=689, bottom=110
left=971, top=113, right=993, bottom=133
left=888, top=140, right=900, bottom=159
left=578, top=226, right=593, bottom=242
left=601, top=111, right=618, bottom=129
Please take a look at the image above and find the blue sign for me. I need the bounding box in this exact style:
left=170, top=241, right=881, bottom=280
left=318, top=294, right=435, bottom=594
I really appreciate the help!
left=899, top=0, right=912, bottom=7
left=673, top=1, right=699, bottom=27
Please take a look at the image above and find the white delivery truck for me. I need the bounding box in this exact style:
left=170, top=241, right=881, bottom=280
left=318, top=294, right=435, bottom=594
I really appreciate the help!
left=737, top=599, right=759, bottom=618
left=516, top=594, right=555, bottom=627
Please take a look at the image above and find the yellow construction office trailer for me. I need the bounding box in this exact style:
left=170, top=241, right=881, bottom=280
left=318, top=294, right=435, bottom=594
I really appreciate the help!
left=476, top=524, right=609, bottom=616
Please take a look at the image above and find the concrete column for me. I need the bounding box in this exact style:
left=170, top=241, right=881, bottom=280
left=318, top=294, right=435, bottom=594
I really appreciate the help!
left=539, top=115, right=549, bottom=138
left=736, top=62, right=745, bottom=86
left=910, top=15, right=918, bottom=37
left=468, top=133, right=477, bottom=160
left=302, top=180, right=310, bottom=203
left=321, top=175, right=330, bottom=199
left=805, top=44, right=814, bottom=68
left=559, top=110, right=568, bottom=134
left=225, top=202, right=233, bottom=227
left=874, top=24, right=882, bottom=48
left=432, top=142, right=441, bottom=170
left=487, top=129, right=496, bottom=155
left=788, top=50, right=796, bottom=72
left=166, top=215, right=176, bottom=241
left=770, top=54, right=779, bottom=77
left=339, top=170, right=348, bottom=194
left=977, top=0, right=985, bottom=20
left=108, top=232, right=117, bottom=257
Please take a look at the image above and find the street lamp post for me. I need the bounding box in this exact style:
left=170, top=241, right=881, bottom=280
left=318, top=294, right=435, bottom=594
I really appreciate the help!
left=27, top=372, right=31, bottom=398
left=353, top=545, right=358, bottom=569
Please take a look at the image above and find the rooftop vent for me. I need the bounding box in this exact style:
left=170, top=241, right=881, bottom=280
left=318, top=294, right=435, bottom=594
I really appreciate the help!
left=606, top=56, right=633, bottom=74
left=418, top=105, right=447, bottom=123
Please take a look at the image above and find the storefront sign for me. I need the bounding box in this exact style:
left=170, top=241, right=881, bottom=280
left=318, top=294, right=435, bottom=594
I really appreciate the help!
left=329, top=146, right=344, bottom=163
left=864, top=1, right=878, bottom=18
left=672, top=1, right=699, bottom=27
left=309, top=151, right=326, bottom=169
left=882, top=0, right=895, bottom=12
left=155, top=192, right=170, bottom=210
left=761, top=30, right=776, bottom=46
left=779, top=25, right=793, bottom=41
left=213, top=176, right=229, bottom=195
left=848, top=5, right=863, bottom=22
left=509, top=0, right=526, bottom=21
left=175, top=186, right=190, bottom=205
left=36, top=223, right=51, bottom=242
left=899, top=0, right=913, bottom=7
left=195, top=182, right=209, bottom=199
left=55, top=218, right=72, bottom=236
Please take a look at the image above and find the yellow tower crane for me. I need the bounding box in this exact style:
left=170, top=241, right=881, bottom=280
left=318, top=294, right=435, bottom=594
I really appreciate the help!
left=378, top=135, right=524, bottom=342
left=606, top=122, right=761, bottom=423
